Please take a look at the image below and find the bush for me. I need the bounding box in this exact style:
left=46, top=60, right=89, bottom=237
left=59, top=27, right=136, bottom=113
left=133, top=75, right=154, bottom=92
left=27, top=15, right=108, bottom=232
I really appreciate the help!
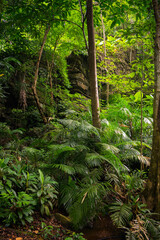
left=0, top=158, right=58, bottom=225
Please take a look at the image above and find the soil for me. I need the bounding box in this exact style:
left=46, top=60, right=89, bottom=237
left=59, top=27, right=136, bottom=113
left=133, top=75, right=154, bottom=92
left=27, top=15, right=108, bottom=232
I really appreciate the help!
left=82, top=216, right=125, bottom=240
left=0, top=213, right=125, bottom=240
left=0, top=212, right=71, bottom=240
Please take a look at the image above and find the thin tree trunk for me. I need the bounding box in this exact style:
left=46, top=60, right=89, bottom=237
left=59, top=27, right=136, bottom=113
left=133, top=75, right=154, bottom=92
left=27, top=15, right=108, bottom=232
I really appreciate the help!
left=144, top=0, right=160, bottom=212
left=47, top=34, right=64, bottom=107
left=19, top=71, right=27, bottom=110
left=79, top=0, right=88, bottom=51
left=47, top=60, right=54, bottom=105
left=100, top=10, right=109, bottom=107
left=32, top=25, right=50, bottom=124
left=86, top=0, right=101, bottom=128
left=140, top=43, right=144, bottom=170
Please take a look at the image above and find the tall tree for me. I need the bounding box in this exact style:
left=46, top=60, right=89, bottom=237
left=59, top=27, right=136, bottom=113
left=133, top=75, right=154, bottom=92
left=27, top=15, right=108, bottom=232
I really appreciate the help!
left=86, top=0, right=101, bottom=128
left=144, top=0, right=160, bottom=212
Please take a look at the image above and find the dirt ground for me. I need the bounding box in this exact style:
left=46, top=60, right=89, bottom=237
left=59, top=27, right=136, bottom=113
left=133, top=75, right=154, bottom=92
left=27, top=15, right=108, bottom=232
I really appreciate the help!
left=0, top=213, right=125, bottom=240
left=0, top=212, right=71, bottom=240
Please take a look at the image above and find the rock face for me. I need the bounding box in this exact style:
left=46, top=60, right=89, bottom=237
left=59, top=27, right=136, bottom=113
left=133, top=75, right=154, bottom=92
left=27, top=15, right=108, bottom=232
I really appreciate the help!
left=67, top=52, right=89, bottom=97
left=67, top=48, right=135, bottom=101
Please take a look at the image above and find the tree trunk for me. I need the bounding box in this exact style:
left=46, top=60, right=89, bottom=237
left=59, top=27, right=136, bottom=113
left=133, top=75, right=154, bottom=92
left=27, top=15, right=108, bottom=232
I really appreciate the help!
left=79, top=0, right=88, bottom=51
left=86, top=0, right=101, bottom=128
left=101, top=10, right=109, bottom=107
left=32, top=25, right=50, bottom=124
left=19, top=71, right=27, bottom=110
left=144, top=0, right=160, bottom=212
left=47, top=60, right=54, bottom=105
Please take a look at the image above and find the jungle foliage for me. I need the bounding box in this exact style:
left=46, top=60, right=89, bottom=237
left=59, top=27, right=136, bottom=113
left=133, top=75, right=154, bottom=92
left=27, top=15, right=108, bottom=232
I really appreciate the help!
left=0, top=0, right=159, bottom=239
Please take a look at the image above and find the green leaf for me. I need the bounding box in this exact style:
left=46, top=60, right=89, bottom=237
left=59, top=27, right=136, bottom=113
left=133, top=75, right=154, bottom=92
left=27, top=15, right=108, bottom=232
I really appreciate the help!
left=38, top=169, right=44, bottom=185
left=110, top=19, right=117, bottom=28
left=41, top=205, right=44, bottom=215
left=37, top=190, right=42, bottom=197
left=44, top=205, right=50, bottom=216
left=18, top=211, right=23, bottom=219
left=134, top=91, right=143, bottom=102
left=25, top=216, right=33, bottom=223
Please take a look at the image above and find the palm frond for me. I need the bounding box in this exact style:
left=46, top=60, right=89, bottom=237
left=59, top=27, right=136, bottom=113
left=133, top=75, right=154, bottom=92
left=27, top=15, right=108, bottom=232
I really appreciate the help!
left=120, top=107, right=132, bottom=117
left=3, top=57, right=21, bottom=65
left=124, top=141, right=152, bottom=151
left=52, top=164, right=76, bottom=175
left=120, top=147, right=140, bottom=160
left=68, top=180, right=109, bottom=229
left=58, top=119, right=100, bottom=141
left=130, top=216, right=149, bottom=240
left=60, top=178, right=79, bottom=211
left=85, top=153, right=104, bottom=167
left=114, top=128, right=131, bottom=142
left=47, top=144, right=75, bottom=158
left=96, top=142, right=120, bottom=154
left=72, top=163, right=89, bottom=175
left=81, top=120, right=100, bottom=137
left=109, top=201, right=133, bottom=227
left=145, top=218, right=160, bottom=239
left=103, top=152, right=126, bottom=175
left=125, top=229, right=137, bottom=240
left=82, top=168, right=103, bottom=182
left=101, top=118, right=110, bottom=127
left=58, top=119, right=80, bottom=130
left=80, top=181, right=108, bottom=200
left=69, top=199, right=92, bottom=229
left=137, top=156, right=150, bottom=167
left=22, top=147, right=44, bottom=162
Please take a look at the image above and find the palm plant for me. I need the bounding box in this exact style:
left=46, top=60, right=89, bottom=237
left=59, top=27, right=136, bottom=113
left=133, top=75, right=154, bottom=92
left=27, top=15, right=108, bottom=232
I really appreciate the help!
left=109, top=170, right=160, bottom=240
left=37, top=118, right=127, bottom=229
left=100, top=118, right=151, bottom=170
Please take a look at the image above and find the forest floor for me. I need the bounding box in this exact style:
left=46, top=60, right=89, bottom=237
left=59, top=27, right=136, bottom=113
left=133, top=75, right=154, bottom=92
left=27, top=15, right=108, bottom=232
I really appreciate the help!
left=0, top=213, right=125, bottom=240
left=0, top=212, right=71, bottom=240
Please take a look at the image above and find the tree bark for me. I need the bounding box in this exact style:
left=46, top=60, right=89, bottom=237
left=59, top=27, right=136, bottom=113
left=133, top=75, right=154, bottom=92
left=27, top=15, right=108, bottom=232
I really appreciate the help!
left=32, top=25, right=50, bottom=124
left=144, top=0, right=160, bottom=212
left=86, top=0, right=101, bottom=128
